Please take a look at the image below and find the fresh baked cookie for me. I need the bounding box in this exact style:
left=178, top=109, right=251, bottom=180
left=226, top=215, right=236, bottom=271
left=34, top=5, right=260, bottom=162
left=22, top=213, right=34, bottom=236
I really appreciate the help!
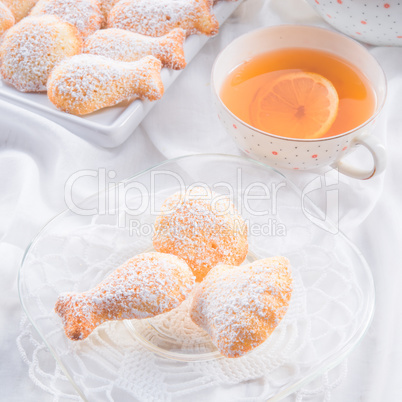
left=190, top=256, right=293, bottom=358
left=0, top=15, right=82, bottom=92
left=47, top=54, right=164, bottom=114
left=83, top=27, right=186, bottom=69
left=107, top=0, right=219, bottom=37
left=29, top=0, right=103, bottom=38
left=0, top=2, right=14, bottom=36
left=153, top=187, right=248, bottom=282
left=2, top=0, right=39, bottom=22
left=55, top=252, right=195, bottom=341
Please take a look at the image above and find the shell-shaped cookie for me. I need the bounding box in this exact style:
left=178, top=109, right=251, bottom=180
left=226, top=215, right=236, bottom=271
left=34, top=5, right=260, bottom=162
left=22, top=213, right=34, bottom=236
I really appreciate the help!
left=190, top=256, right=293, bottom=358
left=0, top=15, right=82, bottom=92
left=153, top=187, right=248, bottom=282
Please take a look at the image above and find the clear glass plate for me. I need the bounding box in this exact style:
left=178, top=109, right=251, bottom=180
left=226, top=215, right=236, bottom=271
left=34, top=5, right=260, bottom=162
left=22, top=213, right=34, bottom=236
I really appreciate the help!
left=18, top=154, right=375, bottom=401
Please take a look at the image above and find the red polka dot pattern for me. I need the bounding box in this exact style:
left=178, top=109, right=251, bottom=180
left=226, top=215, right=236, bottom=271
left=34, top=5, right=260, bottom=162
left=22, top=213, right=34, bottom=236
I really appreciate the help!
left=306, top=0, right=402, bottom=46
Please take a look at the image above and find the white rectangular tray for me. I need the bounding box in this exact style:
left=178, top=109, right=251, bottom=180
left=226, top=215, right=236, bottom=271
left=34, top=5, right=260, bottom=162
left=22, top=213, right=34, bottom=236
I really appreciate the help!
left=0, top=0, right=243, bottom=147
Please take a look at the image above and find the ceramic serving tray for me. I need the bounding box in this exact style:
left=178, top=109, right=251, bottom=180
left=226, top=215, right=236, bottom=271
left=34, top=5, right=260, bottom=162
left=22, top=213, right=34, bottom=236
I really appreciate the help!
left=0, top=1, right=243, bottom=148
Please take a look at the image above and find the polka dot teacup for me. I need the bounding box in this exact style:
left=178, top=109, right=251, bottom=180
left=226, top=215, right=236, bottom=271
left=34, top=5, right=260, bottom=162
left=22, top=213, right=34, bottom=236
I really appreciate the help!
left=306, top=0, right=402, bottom=47
left=212, top=25, right=387, bottom=180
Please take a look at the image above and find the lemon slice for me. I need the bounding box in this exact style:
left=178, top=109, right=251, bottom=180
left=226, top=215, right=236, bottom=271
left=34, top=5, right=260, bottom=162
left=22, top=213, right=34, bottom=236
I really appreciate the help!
left=250, top=72, right=339, bottom=139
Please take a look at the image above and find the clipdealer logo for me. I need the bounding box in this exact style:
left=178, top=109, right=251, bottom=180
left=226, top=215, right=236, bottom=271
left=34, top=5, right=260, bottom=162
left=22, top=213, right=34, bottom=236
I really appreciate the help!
left=64, top=167, right=339, bottom=236
left=301, top=170, right=339, bottom=234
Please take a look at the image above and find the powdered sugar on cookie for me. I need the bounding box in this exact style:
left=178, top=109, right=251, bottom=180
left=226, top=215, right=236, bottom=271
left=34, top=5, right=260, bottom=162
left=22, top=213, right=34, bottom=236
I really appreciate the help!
left=84, top=27, right=186, bottom=69
left=30, top=0, right=103, bottom=38
left=47, top=54, right=164, bottom=114
left=55, top=252, right=195, bottom=340
left=107, top=0, right=219, bottom=37
left=190, top=256, right=293, bottom=358
left=153, top=187, right=248, bottom=282
left=0, top=15, right=82, bottom=92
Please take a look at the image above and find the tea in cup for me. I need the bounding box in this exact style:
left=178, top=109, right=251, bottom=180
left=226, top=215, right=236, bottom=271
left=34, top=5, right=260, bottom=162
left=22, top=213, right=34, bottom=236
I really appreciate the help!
left=212, top=25, right=387, bottom=179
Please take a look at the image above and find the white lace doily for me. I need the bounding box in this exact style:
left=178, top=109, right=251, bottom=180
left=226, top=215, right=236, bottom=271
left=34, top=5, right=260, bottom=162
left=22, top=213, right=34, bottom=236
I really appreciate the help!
left=17, top=314, right=348, bottom=402
left=17, top=201, right=373, bottom=401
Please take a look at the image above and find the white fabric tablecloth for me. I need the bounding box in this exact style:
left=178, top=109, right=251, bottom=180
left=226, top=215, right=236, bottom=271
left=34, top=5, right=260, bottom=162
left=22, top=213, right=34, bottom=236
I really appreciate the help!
left=1, top=0, right=402, bottom=400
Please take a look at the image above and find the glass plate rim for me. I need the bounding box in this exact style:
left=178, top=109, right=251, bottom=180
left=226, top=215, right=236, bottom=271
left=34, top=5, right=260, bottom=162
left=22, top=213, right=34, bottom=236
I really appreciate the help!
left=18, top=153, right=375, bottom=401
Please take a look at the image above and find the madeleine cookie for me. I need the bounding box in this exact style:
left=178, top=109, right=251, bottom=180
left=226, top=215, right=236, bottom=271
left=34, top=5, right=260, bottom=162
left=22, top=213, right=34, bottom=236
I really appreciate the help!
left=47, top=54, right=164, bottom=114
left=30, top=0, right=103, bottom=38
left=190, top=256, right=293, bottom=358
left=84, top=27, right=186, bottom=69
left=107, top=0, right=219, bottom=37
left=0, top=15, right=82, bottom=92
left=55, top=252, right=195, bottom=341
left=153, top=187, right=248, bottom=282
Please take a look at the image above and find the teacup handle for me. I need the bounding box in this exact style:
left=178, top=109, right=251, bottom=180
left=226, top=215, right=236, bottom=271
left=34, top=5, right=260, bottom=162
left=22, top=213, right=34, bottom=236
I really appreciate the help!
left=332, top=133, right=386, bottom=180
